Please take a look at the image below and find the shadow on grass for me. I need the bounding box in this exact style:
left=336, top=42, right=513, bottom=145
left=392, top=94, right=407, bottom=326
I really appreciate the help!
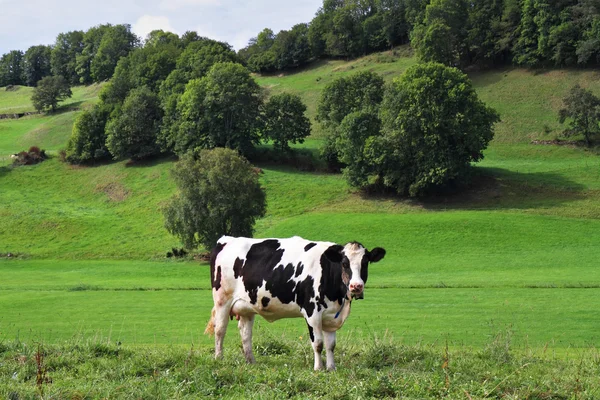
left=0, top=164, right=10, bottom=179
left=350, top=166, right=588, bottom=212
left=419, top=167, right=587, bottom=211
left=124, top=154, right=179, bottom=168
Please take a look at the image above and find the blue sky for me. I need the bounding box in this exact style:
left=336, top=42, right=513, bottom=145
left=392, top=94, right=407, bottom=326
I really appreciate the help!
left=0, top=0, right=322, bottom=55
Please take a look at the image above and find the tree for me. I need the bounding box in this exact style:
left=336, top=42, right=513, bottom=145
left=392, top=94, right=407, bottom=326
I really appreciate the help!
left=262, top=93, right=311, bottom=151
left=317, top=70, right=385, bottom=169
left=162, top=148, right=267, bottom=250
left=105, top=86, right=162, bottom=160
left=0, top=50, right=25, bottom=86
left=335, top=111, right=382, bottom=188
left=76, top=24, right=112, bottom=84
left=65, top=104, right=111, bottom=163
left=166, top=62, right=263, bottom=156
left=31, top=75, right=72, bottom=112
left=376, top=62, right=499, bottom=196
left=23, top=45, right=52, bottom=86
left=91, top=24, right=138, bottom=82
left=51, top=30, right=84, bottom=84
left=558, top=84, right=600, bottom=146
left=317, top=70, right=385, bottom=129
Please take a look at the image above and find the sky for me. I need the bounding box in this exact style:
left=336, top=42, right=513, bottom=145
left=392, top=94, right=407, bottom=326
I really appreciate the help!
left=0, top=0, right=323, bottom=55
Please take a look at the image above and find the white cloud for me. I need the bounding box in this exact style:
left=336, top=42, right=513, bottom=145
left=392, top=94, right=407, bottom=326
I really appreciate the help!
left=159, top=0, right=221, bottom=11
left=132, top=15, right=178, bottom=40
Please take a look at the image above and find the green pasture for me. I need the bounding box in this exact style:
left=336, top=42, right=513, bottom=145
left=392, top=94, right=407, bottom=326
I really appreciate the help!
left=1, top=53, right=600, bottom=359
left=0, top=84, right=103, bottom=114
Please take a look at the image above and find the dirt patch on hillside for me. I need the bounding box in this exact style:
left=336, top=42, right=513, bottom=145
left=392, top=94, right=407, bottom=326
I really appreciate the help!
left=95, top=182, right=129, bottom=202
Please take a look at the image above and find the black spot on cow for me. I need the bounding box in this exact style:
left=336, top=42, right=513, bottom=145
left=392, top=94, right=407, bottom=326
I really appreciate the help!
left=306, top=323, right=315, bottom=342
left=295, top=262, right=304, bottom=278
left=318, top=245, right=348, bottom=307
left=210, top=242, right=225, bottom=290
left=212, top=266, right=222, bottom=291
left=261, top=297, right=270, bottom=308
left=240, top=240, right=284, bottom=304
left=294, top=276, right=316, bottom=317
left=304, top=242, right=317, bottom=252
left=360, top=255, right=369, bottom=284
left=233, top=257, right=244, bottom=279
left=266, top=263, right=297, bottom=304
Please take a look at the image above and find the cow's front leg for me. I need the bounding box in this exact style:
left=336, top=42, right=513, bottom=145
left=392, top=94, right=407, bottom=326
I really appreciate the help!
left=306, top=319, right=324, bottom=370
left=324, top=331, right=337, bottom=371
left=238, top=315, right=256, bottom=364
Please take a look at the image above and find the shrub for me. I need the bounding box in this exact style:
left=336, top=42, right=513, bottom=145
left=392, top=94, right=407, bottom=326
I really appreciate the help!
left=162, top=148, right=266, bottom=250
left=376, top=62, right=499, bottom=196
left=65, top=104, right=111, bottom=164
left=11, top=147, right=47, bottom=166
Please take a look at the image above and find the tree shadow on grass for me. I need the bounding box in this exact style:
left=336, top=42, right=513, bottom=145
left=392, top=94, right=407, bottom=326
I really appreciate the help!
left=124, top=154, right=179, bottom=168
left=418, top=167, right=588, bottom=211
left=350, top=166, right=588, bottom=212
left=0, top=164, right=10, bottom=179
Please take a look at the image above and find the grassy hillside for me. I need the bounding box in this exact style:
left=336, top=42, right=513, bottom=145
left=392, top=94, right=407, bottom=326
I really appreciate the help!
left=1, top=53, right=600, bottom=359
left=0, top=84, right=104, bottom=114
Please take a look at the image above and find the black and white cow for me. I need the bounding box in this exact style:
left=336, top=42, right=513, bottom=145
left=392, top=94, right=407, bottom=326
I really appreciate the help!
left=205, top=235, right=386, bottom=370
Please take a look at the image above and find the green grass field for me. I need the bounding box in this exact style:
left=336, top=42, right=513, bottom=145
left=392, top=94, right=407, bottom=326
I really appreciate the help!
left=1, top=52, right=600, bottom=396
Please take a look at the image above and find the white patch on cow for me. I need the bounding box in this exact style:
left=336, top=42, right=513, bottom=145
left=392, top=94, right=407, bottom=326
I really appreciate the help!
left=344, top=242, right=367, bottom=295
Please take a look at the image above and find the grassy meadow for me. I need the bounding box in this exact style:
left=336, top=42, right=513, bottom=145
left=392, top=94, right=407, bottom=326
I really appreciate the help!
left=1, top=50, right=600, bottom=397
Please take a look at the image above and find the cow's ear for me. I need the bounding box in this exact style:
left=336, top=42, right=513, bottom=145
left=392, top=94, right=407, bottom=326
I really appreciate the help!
left=368, top=247, right=386, bottom=263
left=324, top=245, right=344, bottom=263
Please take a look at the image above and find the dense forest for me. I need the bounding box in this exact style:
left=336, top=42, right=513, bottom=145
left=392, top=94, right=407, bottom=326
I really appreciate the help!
left=3, top=0, right=600, bottom=87
left=239, top=0, right=600, bottom=72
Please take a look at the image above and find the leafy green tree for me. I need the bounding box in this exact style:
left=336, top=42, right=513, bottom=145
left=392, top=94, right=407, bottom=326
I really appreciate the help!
left=91, top=24, right=138, bottom=82
left=23, top=45, right=52, bottom=86
left=377, top=62, right=499, bottom=196
left=466, top=0, right=504, bottom=66
left=76, top=24, right=112, bottom=84
left=105, top=86, right=162, bottom=160
left=65, top=104, right=111, bottom=163
left=31, top=75, right=72, bottom=112
left=377, top=0, right=409, bottom=48
left=317, top=70, right=385, bottom=129
left=411, top=0, right=469, bottom=66
left=335, top=111, right=382, bottom=188
left=558, top=85, right=600, bottom=147
left=51, top=30, right=84, bottom=84
left=262, top=93, right=311, bottom=151
left=577, top=17, right=600, bottom=65
left=163, top=148, right=267, bottom=250
left=144, top=30, right=180, bottom=48
left=0, top=50, right=25, bottom=86
left=317, top=70, right=384, bottom=170
left=166, top=62, right=263, bottom=156
left=411, top=20, right=456, bottom=65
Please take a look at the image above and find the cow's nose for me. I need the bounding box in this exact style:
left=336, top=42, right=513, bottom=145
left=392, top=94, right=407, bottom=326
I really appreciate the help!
left=350, top=283, right=363, bottom=293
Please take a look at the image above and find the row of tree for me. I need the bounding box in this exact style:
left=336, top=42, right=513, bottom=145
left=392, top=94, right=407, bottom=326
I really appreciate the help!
left=65, top=33, right=311, bottom=164
left=6, top=1, right=600, bottom=87
left=0, top=24, right=137, bottom=87
left=239, top=0, right=600, bottom=72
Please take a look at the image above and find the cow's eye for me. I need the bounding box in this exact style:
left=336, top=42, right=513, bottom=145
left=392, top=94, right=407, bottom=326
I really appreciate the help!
left=342, top=261, right=350, bottom=269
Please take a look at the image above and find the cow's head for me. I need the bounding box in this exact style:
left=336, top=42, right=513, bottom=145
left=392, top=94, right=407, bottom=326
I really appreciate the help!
left=325, top=242, right=386, bottom=299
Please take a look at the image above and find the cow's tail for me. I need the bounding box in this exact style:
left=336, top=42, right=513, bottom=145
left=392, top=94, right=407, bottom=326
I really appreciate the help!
left=204, top=307, right=216, bottom=336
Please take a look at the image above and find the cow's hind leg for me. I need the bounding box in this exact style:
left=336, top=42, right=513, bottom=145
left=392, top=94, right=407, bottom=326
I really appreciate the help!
left=238, top=315, right=256, bottom=363
left=306, top=319, right=324, bottom=371
left=213, top=303, right=231, bottom=359
left=324, top=331, right=337, bottom=371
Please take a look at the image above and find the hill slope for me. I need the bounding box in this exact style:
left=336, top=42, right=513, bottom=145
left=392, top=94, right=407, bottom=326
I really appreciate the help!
left=1, top=54, right=600, bottom=350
